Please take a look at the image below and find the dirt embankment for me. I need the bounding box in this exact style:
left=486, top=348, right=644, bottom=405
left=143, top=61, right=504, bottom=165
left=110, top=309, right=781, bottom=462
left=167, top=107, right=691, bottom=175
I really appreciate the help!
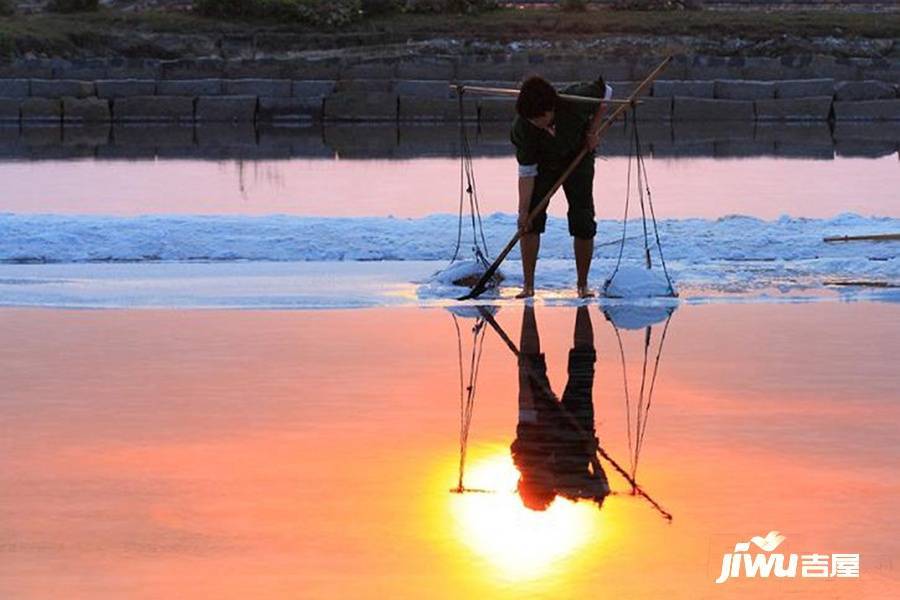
left=0, top=7, right=898, bottom=61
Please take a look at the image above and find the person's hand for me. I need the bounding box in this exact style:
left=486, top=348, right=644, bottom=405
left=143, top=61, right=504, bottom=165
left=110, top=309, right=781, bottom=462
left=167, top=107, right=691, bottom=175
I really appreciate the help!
left=586, top=128, right=601, bottom=151
left=517, top=211, right=531, bottom=233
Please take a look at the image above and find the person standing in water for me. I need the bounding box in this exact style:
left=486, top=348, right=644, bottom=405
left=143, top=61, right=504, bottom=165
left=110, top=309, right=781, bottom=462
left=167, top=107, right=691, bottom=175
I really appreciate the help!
left=511, top=75, right=612, bottom=299
left=511, top=305, right=609, bottom=511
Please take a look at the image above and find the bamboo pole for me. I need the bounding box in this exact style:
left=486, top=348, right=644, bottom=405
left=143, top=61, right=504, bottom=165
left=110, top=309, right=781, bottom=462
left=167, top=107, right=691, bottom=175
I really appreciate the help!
left=823, top=233, right=900, bottom=243
left=458, top=56, right=673, bottom=301
left=454, top=84, right=639, bottom=105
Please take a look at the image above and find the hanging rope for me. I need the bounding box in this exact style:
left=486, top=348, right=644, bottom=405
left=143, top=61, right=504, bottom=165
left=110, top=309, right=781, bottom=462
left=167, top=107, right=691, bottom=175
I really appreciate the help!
left=603, top=103, right=677, bottom=297
left=450, top=89, right=491, bottom=268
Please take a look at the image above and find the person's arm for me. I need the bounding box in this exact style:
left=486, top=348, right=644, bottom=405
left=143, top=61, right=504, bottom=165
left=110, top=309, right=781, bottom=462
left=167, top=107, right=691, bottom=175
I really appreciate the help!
left=511, top=118, right=541, bottom=231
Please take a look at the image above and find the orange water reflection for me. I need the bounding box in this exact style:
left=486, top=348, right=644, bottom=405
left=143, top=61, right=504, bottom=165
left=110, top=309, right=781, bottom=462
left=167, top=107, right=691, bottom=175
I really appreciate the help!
left=0, top=304, right=898, bottom=598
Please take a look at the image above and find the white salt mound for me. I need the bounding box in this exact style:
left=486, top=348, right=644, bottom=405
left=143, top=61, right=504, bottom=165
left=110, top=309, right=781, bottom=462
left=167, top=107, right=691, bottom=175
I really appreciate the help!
left=604, top=305, right=674, bottom=330
left=430, top=260, right=487, bottom=286
left=604, top=265, right=675, bottom=298
left=428, top=259, right=503, bottom=288
left=446, top=305, right=500, bottom=320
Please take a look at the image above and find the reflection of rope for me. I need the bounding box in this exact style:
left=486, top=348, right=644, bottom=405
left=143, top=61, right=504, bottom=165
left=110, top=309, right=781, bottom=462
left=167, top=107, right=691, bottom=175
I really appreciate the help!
left=450, top=90, right=491, bottom=268
left=604, top=106, right=676, bottom=296
left=608, top=310, right=674, bottom=490
left=634, top=313, right=673, bottom=475
left=451, top=314, right=491, bottom=494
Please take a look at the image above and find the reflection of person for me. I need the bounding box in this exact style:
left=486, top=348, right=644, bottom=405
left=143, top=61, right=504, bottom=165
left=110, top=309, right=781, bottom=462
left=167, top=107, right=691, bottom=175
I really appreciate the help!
left=511, top=76, right=613, bottom=299
left=511, top=305, right=610, bottom=511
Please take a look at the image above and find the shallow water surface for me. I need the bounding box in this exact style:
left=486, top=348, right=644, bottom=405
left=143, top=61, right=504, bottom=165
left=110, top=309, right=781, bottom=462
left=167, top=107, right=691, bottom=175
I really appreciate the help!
left=1, top=303, right=897, bottom=598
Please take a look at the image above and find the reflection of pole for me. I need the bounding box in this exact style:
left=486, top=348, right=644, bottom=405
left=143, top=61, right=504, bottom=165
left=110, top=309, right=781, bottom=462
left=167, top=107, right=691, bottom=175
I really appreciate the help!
left=477, top=307, right=673, bottom=521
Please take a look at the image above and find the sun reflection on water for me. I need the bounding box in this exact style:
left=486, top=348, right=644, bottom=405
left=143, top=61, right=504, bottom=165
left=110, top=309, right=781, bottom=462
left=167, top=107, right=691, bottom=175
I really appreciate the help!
left=447, top=452, right=605, bottom=581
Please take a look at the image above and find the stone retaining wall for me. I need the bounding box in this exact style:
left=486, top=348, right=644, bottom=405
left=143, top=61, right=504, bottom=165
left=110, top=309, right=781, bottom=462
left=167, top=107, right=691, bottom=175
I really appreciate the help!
left=0, top=77, right=898, bottom=124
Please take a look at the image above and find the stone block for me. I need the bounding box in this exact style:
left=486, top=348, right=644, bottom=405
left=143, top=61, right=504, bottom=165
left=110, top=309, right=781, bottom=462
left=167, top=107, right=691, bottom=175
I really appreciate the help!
left=394, top=80, right=453, bottom=99
left=833, top=121, right=900, bottom=142
left=21, top=98, right=62, bottom=122
left=0, top=61, right=52, bottom=78
left=20, top=125, right=62, bottom=151
left=477, top=97, right=517, bottom=122
left=63, top=97, right=111, bottom=123
left=652, top=80, right=714, bottom=98
left=714, top=80, right=775, bottom=100
left=156, top=79, right=223, bottom=96
left=398, top=97, right=477, bottom=121
left=195, top=96, right=258, bottom=122
left=714, top=140, right=776, bottom=158
left=755, top=122, right=834, bottom=158
left=62, top=124, right=110, bottom=147
left=342, top=62, right=397, bottom=80
left=774, top=79, right=834, bottom=99
left=532, top=61, right=581, bottom=82
left=258, top=96, right=322, bottom=121
left=96, top=79, right=157, bottom=98
left=290, top=60, right=342, bottom=80
left=113, top=96, right=195, bottom=122
left=112, top=123, right=194, bottom=147
left=0, top=79, right=29, bottom=98
left=292, top=80, right=336, bottom=98
left=587, top=60, right=632, bottom=82
left=457, top=59, right=527, bottom=82
left=755, top=97, right=833, bottom=121
left=397, top=58, right=456, bottom=80
left=159, top=58, right=225, bottom=79
left=321, top=124, right=398, bottom=158
left=834, top=80, right=895, bottom=101
left=686, top=56, right=743, bottom=80
left=833, top=99, right=900, bottom=121
left=807, top=55, right=861, bottom=81
left=323, top=92, right=398, bottom=121
left=30, top=79, right=95, bottom=98
left=672, top=97, right=755, bottom=121
left=335, top=79, right=393, bottom=93
left=224, top=78, right=292, bottom=97
left=742, top=57, right=785, bottom=81
left=0, top=98, right=20, bottom=121
left=630, top=97, right=672, bottom=121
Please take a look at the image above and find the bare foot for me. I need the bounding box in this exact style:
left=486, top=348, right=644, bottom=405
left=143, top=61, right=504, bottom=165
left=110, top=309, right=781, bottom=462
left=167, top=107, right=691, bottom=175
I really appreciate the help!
left=577, top=285, right=595, bottom=299
left=515, top=286, right=535, bottom=299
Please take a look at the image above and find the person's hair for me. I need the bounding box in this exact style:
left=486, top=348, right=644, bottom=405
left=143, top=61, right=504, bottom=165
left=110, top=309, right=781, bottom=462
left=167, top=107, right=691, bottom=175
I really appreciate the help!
left=516, top=76, right=558, bottom=120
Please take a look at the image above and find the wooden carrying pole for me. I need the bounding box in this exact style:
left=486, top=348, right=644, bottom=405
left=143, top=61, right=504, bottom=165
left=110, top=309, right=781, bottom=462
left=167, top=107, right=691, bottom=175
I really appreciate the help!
left=455, top=84, right=638, bottom=105
left=458, top=56, right=673, bottom=301
left=823, top=233, right=900, bottom=243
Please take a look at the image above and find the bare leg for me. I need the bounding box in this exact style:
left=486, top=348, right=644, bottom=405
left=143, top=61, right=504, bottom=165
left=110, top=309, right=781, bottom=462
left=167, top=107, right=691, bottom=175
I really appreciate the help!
left=573, top=305, right=594, bottom=348
left=574, top=237, right=594, bottom=298
left=517, top=233, right=540, bottom=299
left=520, top=304, right=540, bottom=354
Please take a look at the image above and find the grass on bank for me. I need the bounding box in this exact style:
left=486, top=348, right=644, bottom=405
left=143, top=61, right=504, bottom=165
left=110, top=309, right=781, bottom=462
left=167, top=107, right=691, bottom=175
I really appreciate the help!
left=0, top=6, right=898, bottom=58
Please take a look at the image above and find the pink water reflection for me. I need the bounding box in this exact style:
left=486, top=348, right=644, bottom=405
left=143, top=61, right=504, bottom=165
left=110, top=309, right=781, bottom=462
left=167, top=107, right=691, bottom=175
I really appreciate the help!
left=1, top=154, right=897, bottom=219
